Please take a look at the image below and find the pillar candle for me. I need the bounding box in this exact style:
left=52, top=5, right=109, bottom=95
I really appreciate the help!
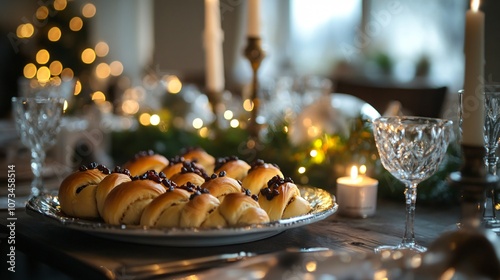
left=247, top=0, right=261, bottom=37
left=462, top=0, right=485, bottom=146
left=204, top=0, right=225, bottom=93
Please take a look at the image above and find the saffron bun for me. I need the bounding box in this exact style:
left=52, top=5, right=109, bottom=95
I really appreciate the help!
left=214, top=156, right=251, bottom=181
left=241, top=160, right=284, bottom=195
left=123, top=150, right=169, bottom=176
left=58, top=163, right=109, bottom=219
left=200, top=172, right=242, bottom=202
left=218, top=192, right=270, bottom=226
left=102, top=179, right=165, bottom=225
left=140, top=187, right=191, bottom=227
left=170, top=161, right=208, bottom=187
left=258, top=176, right=312, bottom=221
left=179, top=192, right=221, bottom=228
left=181, top=147, right=215, bottom=174
left=160, top=156, right=187, bottom=179
left=95, top=170, right=131, bottom=217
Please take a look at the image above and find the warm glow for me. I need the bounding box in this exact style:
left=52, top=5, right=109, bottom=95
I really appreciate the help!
left=53, top=0, right=67, bottom=11
left=305, top=261, right=317, bottom=272
left=471, top=0, right=480, bottom=12
left=74, top=80, right=82, bottom=95
left=199, top=127, right=209, bottom=138
left=49, top=61, right=63, bottom=76
left=150, top=114, right=160, bottom=126
left=298, top=166, right=306, bottom=174
left=36, top=49, right=50, bottom=64
left=310, top=149, right=318, bottom=157
left=121, top=100, right=140, bottom=115
left=82, top=3, right=97, bottom=18
left=243, top=99, right=254, bottom=111
left=165, top=75, right=182, bottom=94
left=139, top=113, right=151, bottom=126
left=230, top=119, right=239, bottom=128
left=350, top=166, right=359, bottom=180
left=359, top=165, right=367, bottom=175
left=48, top=26, right=61, bottom=41
left=36, top=6, right=49, bottom=20
left=23, top=63, right=37, bottom=79
left=192, top=118, right=204, bottom=129
left=95, top=42, right=109, bottom=57
left=63, top=100, right=68, bottom=111
left=17, top=23, right=34, bottom=38
left=110, top=61, right=124, bottom=76
left=61, top=68, right=74, bottom=80
left=92, top=91, right=106, bottom=103
left=95, top=63, right=111, bottom=79
left=224, top=110, right=233, bottom=120
left=81, top=48, right=96, bottom=64
left=36, top=66, right=51, bottom=82
left=69, top=17, right=83, bottom=31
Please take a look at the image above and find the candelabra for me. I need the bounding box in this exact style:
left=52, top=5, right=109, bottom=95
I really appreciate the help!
left=449, top=145, right=499, bottom=228
left=244, top=36, right=265, bottom=139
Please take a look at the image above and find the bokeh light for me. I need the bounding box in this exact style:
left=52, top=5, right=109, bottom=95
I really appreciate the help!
left=150, top=114, right=160, bottom=126
left=23, top=63, right=37, bottom=79
left=36, top=49, right=50, bottom=64
left=61, top=68, right=74, bottom=80
left=53, top=0, right=67, bottom=11
left=36, top=6, right=49, bottom=20
left=36, top=66, right=51, bottom=82
left=69, top=17, right=83, bottom=31
left=224, top=110, right=233, bottom=120
left=91, top=91, right=106, bottom=103
left=81, top=48, right=96, bottom=64
left=48, top=27, right=62, bottom=42
left=121, top=100, right=140, bottom=115
left=192, top=118, right=203, bottom=129
left=95, top=41, right=109, bottom=57
left=110, top=61, right=123, bottom=76
left=139, top=113, right=151, bottom=126
left=74, top=80, right=82, bottom=95
left=95, top=63, right=111, bottom=79
left=82, top=3, right=97, bottom=18
left=49, top=61, right=63, bottom=76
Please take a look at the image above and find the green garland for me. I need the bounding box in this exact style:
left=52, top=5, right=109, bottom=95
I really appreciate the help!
left=110, top=116, right=461, bottom=205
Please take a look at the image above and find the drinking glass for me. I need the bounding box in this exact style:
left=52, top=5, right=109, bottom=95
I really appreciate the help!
left=483, top=84, right=500, bottom=230
left=11, top=97, right=65, bottom=199
left=372, top=116, right=453, bottom=253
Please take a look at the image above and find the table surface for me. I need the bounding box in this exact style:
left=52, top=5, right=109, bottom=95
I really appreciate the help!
left=0, top=188, right=462, bottom=280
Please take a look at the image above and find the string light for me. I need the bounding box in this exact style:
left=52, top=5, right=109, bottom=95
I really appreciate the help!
left=82, top=3, right=97, bottom=18
left=49, top=61, right=63, bottom=76
left=36, top=66, right=51, bottom=82
left=23, top=63, right=37, bottom=79
left=81, top=48, right=96, bottom=64
left=69, top=17, right=83, bottom=31
left=48, top=27, right=61, bottom=41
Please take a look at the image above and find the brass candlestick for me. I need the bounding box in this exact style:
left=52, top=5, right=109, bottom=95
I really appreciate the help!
left=449, top=145, right=499, bottom=228
left=244, top=36, right=265, bottom=139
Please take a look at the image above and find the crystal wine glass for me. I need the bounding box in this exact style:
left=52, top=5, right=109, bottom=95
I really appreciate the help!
left=483, top=84, right=500, bottom=230
left=372, top=116, right=453, bottom=253
left=11, top=97, right=65, bottom=199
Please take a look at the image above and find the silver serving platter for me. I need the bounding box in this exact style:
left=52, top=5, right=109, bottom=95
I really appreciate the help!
left=26, top=186, right=337, bottom=246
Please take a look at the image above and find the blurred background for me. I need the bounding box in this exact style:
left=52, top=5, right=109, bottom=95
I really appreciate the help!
left=0, top=0, right=498, bottom=201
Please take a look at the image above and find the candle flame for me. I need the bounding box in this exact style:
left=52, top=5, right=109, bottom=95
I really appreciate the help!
left=350, top=166, right=358, bottom=180
left=471, top=0, right=480, bottom=12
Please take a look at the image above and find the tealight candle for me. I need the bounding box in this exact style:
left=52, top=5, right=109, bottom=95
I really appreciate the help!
left=336, top=166, right=378, bottom=218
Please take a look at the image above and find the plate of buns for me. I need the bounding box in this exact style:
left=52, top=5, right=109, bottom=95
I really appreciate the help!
left=26, top=149, right=337, bottom=246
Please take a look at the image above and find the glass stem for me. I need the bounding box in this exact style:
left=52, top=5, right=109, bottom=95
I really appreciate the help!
left=30, top=147, right=46, bottom=196
left=402, top=183, right=418, bottom=247
left=484, top=151, right=498, bottom=219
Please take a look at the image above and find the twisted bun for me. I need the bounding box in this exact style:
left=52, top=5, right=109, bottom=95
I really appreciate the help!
left=123, top=150, right=169, bottom=176
left=218, top=192, right=269, bottom=226
left=241, top=160, right=283, bottom=195
left=102, top=179, right=165, bottom=225
left=170, top=161, right=207, bottom=186
left=140, top=187, right=190, bottom=227
left=58, top=164, right=109, bottom=219
left=258, top=176, right=312, bottom=221
left=181, top=147, right=215, bottom=174
left=201, top=172, right=242, bottom=202
left=214, top=156, right=251, bottom=181
left=95, top=170, right=131, bottom=217
left=179, top=193, right=220, bottom=228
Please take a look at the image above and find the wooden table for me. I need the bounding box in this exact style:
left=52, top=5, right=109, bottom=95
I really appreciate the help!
left=0, top=196, right=461, bottom=280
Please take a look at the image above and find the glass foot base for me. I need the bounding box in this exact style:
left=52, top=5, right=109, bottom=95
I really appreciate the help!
left=374, top=243, right=427, bottom=255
